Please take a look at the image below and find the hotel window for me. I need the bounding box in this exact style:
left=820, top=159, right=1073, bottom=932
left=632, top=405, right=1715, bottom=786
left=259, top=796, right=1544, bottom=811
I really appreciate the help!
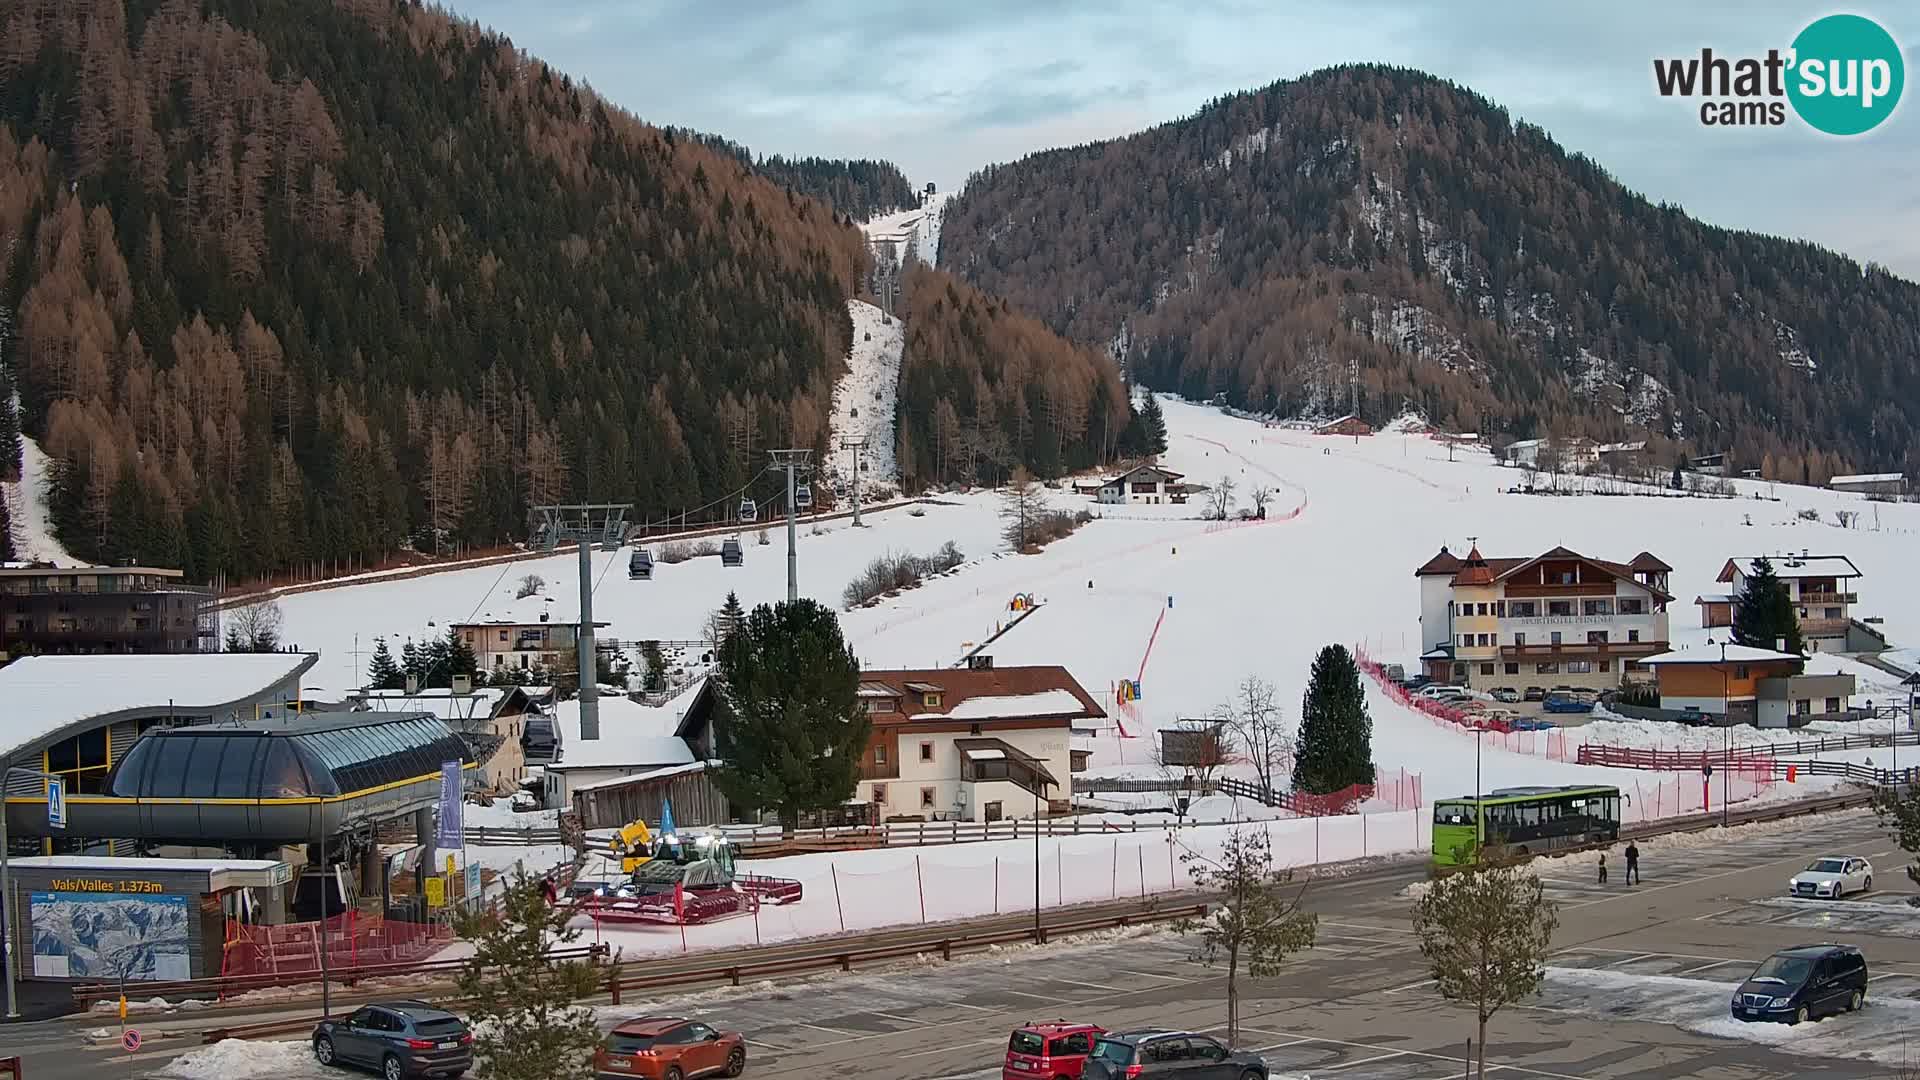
left=1511, top=601, right=1537, bottom=617
left=1618, top=598, right=1645, bottom=615
left=1587, top=630, right=1609, bottom=644
left=1477, top=634, right=1491, bottom=647
left=1514, top=633, right=1527, bottom=646
left=1548, top=601, right=1573, bottom=616
left=1480, top=663, right=1495, bottom=676
left=924, top=693, right=942, bottom=708
left=1495, top=601, right=1507, bottom=617
left=920, top=787, right=937, bottom=808
left=920, top=741, right=934, bottom=762
left=875, top=744, right=888, bottom=765
left=1628, top=629, right=1640, bottom=643
left=498, top=629, right=509, bottom=642
left=1537, top=662, right=1559, bottom=674
left=872, top=783, right=888, bottom=804
left=1582, top=599, right=1613, bottom=616
left=1477, top=603, right=1489, bottom=616
left=1735, top=665, right=1750, bottom=679
left=1550, top=631, right=1563, bottom=645
left=1505, top=663, right=1520, bottom=675
left=1567, top=661, right=1593, bottom=673
left=1461, top=634, right=1472, bottom=648
left=1599, top=660, right=1611, bottom=672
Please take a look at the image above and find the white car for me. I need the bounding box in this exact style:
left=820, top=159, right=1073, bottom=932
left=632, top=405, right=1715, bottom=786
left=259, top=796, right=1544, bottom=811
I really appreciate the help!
left=1788, top=856, right=1873, bottom=899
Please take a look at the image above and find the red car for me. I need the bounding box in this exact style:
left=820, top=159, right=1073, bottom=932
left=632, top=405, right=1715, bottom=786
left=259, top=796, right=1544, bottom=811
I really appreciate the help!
left=594, top=1016, right=746, bottom=1079
left=1003, top=1021, right=1104, bottom=1080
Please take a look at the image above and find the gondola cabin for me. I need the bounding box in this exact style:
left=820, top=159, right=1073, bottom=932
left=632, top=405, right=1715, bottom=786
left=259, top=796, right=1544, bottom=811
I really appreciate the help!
left=794, top=483, right=813, bottom=510
left=628, top=548, right=654, bottom=580
left=737, top=497, right=758, bottom=524
left=720, top=536, right=744, bottom=567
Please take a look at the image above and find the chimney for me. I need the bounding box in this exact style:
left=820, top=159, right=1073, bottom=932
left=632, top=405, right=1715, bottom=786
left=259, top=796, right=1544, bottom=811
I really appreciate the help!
left=1776, top=638, right=1786, bottom=653
left=452, top=674, right=471, bottom=695
left=405, top=673, right=420, bottom=694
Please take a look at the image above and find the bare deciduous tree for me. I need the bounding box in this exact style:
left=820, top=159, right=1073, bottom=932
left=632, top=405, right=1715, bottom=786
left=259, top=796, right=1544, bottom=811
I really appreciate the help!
left=1248, top=484, right=1273, bottom=518
left=1413, top=865, right=1560, bottom=1079
left=999, top=465, right=1044, bottom=551
left=1156, top=719, right=1233, bottom=797
left=1173, top=827, right=1318, bottom=1047
left=1218, top=676, right=1293, bottom=798
left=514, top=573, right=545, bottom=599
left=1207, top=474, right=1237, bottom=520
left=223, top=599, right=283, bottom=652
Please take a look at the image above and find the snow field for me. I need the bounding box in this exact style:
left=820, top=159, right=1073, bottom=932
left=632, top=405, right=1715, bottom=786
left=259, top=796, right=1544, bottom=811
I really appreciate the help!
left=2, top=434, right=80, bottom=565
left=826, top=299, right=904, bottom=485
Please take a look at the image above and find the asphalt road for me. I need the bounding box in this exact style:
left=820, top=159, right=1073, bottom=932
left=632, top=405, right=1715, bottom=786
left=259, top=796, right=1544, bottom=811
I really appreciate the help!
left=11, top=808, right=1919, bottom=1080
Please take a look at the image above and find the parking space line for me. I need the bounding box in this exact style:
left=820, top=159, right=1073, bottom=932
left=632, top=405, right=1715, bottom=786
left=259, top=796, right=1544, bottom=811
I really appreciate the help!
left=867, top=1011, right=932, bottom=1025
left=1385, top=977, right=1437, bottom=994
left=1691, top=906, right=1737, bottom=921
left=897, top=1035, right=1009, bottom=1060
left=1116, top=968, right=1192, bottom=983
left=1223, top=1028, right=1592, bottom=1080
left=1321, top=1050, right=1409, bottom=1070
left=1674, top=959, right=1745, bottom=976
left=1604, top=952, right=1660, bottom=968
left=746, top=1037, right=794, bottom=1052
left=793, top=1020, right=854, bottom=1036
left=997, top=989, right=1064, bottom=1002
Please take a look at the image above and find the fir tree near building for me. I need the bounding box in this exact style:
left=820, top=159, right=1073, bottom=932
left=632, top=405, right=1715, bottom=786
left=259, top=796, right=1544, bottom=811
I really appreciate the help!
left=365, top=637, right=404, bottom=690
left=1731, top=556, right=1804, bottom=656
left=711, top=598, right=871, bottom=833
left=1294, top=644, right=1375, bottom=795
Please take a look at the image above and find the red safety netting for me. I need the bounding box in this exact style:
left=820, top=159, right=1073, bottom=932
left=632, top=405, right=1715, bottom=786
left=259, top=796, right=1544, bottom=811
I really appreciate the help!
left=221, top=911, right=451, bottom=978
left=1355, top=646, right=1574, bottom=760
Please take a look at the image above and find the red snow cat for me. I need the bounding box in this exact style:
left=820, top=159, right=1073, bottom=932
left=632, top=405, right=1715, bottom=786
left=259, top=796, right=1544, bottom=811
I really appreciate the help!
left=582, top=828, right=802, bottom=926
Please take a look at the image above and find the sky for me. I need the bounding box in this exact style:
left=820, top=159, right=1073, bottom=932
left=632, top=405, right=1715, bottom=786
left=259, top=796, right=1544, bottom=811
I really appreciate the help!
left=448, top=2, right=1920, bottom=279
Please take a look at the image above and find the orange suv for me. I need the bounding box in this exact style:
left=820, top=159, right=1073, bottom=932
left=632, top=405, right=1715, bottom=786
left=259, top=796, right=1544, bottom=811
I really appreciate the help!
left=595, top=1016, right=747, bottom=1080
left=1003, top=1020, right=1104, bottom=1079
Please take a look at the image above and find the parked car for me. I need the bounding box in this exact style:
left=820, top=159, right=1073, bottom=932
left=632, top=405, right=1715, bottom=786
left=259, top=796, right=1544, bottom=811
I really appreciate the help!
left=1543, top=692, right=1594, bottom=714
left=1003, top=1020, right=1103, bottom=1079
left=1491, top=687, right=1521, bottom=703
left=594, top=1016, right=747, bottom=1079
left=1523, top=686, right=1547, bottom=702
left=1788, top=856, right=1874, bottom=899
left=1402, top=674, right=1435, bottom=691
left=1415, top=685, right=1465, bottom=700
left=1383, top=663, right=1406, bottom=683
left=1731, top=944, right=1868, bottom=1024
left=313, top=1001, right=473, bottom=1080
left=1081, top=1030, right=1268, bottom=1079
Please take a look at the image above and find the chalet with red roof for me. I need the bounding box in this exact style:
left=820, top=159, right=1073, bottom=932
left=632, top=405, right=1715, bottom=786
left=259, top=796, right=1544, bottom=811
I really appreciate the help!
left=1413, top=544, right=1673, bottom=690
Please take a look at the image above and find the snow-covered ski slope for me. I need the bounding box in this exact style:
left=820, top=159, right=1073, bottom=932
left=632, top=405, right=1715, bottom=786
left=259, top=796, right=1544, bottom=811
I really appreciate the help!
left=279, top=395, right=1920, bottom=804
left=826, top=300, right=903, bottom=485
left=861, top=191, right=949, bottom=270
left=2, top=435, right=81, bottom=566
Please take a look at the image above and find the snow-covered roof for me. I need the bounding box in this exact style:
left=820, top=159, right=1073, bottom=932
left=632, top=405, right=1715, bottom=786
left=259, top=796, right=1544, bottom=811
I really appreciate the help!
left=568, top=760, right=709, bottom=792
left=1596, top=440, right=1647, bottom=453
left=1721, top=555, right=1861, bottom=580
left=0, top=653, right=317, bottom=760
left=547, top=694, right=695, bottom=769
left=1831, top=473, right=1905, bottom=485
left=8, top=855, right=284, bottom=871
left=1506, top=438, right=1544, bottom=450
left=937, top=689, right=1089, bottom=721
left=1640, top=644, right=1804, bottom=665
left=357, top=686, right=510, bottom=721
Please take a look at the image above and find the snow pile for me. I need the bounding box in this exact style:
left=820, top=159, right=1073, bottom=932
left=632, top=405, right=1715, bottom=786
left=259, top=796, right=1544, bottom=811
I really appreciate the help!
left=462, top=799, right=560, bottom=828
left=1, top=435, right=82, bottom=566
left=1379, top=410, right=1430, bottom=434
left=156, top=1039, right=320, bottom=1079
left=827, top=300, right=903, bottom=485
left=549, top=694, right=694, bottom=769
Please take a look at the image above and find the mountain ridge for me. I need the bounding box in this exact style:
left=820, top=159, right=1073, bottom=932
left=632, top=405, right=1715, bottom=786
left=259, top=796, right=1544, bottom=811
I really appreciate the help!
left=939, top=64, right=1920, bottom=482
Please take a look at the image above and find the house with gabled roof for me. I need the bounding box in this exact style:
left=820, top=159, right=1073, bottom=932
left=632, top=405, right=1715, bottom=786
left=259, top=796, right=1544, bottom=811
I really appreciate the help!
left=1096, top=464, right=1187, bottom=505
left=852, top=664, right=1105, bottom=822
left=1715, top=553, right=1864, bottom=652
left=1414, top=544, right=1673, bottom=690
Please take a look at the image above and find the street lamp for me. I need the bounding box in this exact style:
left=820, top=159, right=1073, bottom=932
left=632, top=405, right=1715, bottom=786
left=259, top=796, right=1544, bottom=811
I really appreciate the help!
left=1, top=763, right=61, bottom=1020
left=1720, top=640, right=1729, bottom=827
left=1473, top=722, right=1485, bottom=864
left=1033, top=778, right=1051, bottom=943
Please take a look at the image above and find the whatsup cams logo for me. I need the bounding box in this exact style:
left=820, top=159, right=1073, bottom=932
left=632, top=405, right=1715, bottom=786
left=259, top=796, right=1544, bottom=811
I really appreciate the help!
left=1653, top=13, right=1905, bottom=134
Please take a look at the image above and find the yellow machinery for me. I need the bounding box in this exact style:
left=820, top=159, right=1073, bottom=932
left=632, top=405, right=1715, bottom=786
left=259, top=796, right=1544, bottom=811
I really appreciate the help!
left=609, top=819, right=657, bottom=873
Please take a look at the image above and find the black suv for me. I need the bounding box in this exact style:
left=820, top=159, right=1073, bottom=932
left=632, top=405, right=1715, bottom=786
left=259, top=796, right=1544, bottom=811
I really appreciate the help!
left=1731, top=944, right=1869, bottom=1025
left=1081, top=1029, right=1268, bottom=1078
left=314, top=1001, right=473, bottom=1080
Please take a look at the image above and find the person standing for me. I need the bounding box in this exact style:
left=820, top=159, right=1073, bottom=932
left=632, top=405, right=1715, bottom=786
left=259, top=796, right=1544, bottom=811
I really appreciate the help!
left=1597, top=850, right=1608, bottom=885
left=1625, top=842, right=1641, bottom=885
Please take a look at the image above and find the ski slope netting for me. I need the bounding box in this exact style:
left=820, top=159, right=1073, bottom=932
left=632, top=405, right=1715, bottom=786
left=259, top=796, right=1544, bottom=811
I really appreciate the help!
left=570, top=813, right=1428, bottom=957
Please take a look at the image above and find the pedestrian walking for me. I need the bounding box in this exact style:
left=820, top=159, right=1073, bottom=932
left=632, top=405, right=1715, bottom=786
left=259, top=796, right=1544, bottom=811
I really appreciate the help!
left=1625, top=841, right=1641, bottom=885
left=1597, top=851, right=1608, bottom=885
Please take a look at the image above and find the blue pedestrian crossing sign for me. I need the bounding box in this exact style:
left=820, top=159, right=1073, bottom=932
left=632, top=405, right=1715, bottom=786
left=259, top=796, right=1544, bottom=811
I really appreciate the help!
left=46, top=776, right=66, bottom=830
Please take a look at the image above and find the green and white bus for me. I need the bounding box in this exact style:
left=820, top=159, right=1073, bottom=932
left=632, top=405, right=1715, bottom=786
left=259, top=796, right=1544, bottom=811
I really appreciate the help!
left=1431, top=785, right=1622, bottom=867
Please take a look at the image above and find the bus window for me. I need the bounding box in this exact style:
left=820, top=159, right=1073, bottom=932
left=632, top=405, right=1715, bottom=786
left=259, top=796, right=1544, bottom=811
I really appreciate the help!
left=1434, top=803, right=1476, bottom=825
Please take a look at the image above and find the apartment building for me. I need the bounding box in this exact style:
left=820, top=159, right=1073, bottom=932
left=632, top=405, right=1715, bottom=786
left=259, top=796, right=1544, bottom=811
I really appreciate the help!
left=1714, top=553, right=1862, bottom=652
left=1415, top=544, right=1673, bottom=691
left=0, top=564, right=216, bottom=658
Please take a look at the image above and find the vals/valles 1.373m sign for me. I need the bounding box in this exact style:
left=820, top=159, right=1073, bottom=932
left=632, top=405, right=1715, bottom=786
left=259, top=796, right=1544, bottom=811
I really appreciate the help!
left=1653, top=13, right=1905, bottom=134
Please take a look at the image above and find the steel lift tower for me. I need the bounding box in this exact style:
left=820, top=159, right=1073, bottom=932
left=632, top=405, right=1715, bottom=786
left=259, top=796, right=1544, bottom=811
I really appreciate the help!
left=533, top=503, right=630, bottom=741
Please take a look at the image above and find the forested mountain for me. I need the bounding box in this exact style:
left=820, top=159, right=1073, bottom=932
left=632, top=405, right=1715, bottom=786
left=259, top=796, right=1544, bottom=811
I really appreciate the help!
left=670, top=130, right=919, bottom=220
left=0, top=0, right=1113, bottom=583
left=894, top=264, right=1131, bottom=490
left=941, top=65, right=1920, bottom=481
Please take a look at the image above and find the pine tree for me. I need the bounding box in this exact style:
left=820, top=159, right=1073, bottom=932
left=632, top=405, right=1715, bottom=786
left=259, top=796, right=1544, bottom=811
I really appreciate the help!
left=0, top=490, right=13, bottom=562
left=1731, top=557, right=1804, bottom=656
left=445, top=626, right=479, bottom=683
left=366, top=637, right=404, bottom=690
left=639, top=640, right=667, bottom=692
left=1138, top=393, right=1169, bottom=456
left=711, top=598, right=871, bottom=832
left=450, top=872, right=604, bottom=1080
left=719, top=591, right=745, bottom=641
left=1294, top=643, right=1375, bottom=795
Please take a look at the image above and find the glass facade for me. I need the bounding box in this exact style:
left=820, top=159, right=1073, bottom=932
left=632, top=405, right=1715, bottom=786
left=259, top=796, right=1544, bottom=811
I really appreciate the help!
left=109, top=717, right=468, bottom=799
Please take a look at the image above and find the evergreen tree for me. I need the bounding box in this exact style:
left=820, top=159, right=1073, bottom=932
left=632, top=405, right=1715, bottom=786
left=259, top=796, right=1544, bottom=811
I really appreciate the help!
left=0, top=490, right=12, bottom=562
left=720, top=591, right=745, bottom=639
left=400, top=639, right=426, bottom=687
left=366, top=637, right=404, bottom=690
left=1294, top=643, right=1375, bottom=795
left=1671, top=453, right=1687, bottom=490
left=639, top=640, right=667, bottom=692
left=1138, top=393, right=1169, bottom=456
left=450, top=872, right=604, bottom=1080
left=0, top=363, right=21, bottom=483
left=1732, top=557, right=1805, bottom=656
left=445, top=626, right=479, bottom=684
left=711, top=598, right=870, bottom=832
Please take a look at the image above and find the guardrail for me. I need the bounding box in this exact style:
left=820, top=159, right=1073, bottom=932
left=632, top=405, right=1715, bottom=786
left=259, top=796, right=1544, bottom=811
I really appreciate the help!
left=1575, top=744, right=1914, bottom=787
left=1582, top=730, right=1920, bottom=763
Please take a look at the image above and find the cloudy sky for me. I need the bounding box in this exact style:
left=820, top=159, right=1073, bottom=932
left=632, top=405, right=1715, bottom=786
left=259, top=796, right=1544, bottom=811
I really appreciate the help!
left=449, top=1, right=1919, bottom=279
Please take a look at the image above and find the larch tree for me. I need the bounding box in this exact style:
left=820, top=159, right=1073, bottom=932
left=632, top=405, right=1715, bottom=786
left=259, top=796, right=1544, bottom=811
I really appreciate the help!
left=1413, top=865, right=1559, bottom=1080
left=1174, top=826, right=1318, bottom=1048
